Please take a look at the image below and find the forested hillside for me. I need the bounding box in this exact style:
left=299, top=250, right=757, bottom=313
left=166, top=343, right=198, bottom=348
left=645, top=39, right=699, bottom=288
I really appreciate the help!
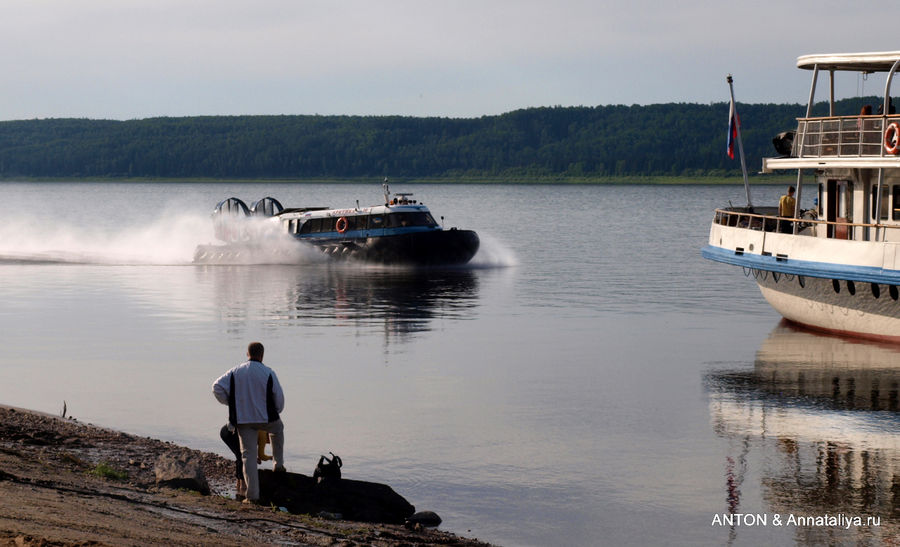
left=0, top=98, right=874, bottom=180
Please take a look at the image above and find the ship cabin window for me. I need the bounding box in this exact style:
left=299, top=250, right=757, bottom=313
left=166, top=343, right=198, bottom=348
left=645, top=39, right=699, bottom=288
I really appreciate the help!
left=868, top=184, right=900, bottom=221
left=894, top=186, right=900, bottom=220
left=838, top=181, right=853, bottom=220
left=385, top=212, right=438, bottom=228
left=824, top=180, right=853, bottom=239
left=871, top=185, right=890, bottom=221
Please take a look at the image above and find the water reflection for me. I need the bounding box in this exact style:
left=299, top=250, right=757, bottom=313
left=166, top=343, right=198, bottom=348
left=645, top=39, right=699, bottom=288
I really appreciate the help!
left=706, top=322, right=900, bottom=545
left=195, top=265, right=481, bottom=342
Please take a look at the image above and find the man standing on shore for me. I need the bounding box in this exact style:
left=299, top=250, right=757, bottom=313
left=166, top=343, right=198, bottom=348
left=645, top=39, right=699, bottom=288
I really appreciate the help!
left=212, top=342, right=286, bottom=503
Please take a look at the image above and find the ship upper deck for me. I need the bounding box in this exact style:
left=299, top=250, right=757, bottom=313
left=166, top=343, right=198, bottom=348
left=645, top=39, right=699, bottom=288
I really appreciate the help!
left=763, top=51, right=900, bottom=172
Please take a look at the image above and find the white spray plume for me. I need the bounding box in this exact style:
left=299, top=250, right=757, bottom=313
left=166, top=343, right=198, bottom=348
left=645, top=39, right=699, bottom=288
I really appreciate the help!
left=0, top=212, right=213, bottom=265
left=469, top=233, right=518, bottom=268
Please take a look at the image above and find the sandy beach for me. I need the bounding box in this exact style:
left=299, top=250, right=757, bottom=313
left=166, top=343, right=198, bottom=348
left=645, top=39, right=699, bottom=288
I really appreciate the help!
left=0, top=405, right=491, bottom=546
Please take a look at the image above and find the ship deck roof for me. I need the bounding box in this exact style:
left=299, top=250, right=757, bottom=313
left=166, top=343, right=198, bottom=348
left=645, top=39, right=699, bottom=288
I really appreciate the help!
left=798, top=51, right=900, bottom=72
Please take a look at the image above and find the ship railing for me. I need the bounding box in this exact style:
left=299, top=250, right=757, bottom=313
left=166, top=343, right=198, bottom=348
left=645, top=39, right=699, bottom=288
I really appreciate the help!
left=713, top=208, right=900, bottom=241
left=792, top=115, right=900, bottom=158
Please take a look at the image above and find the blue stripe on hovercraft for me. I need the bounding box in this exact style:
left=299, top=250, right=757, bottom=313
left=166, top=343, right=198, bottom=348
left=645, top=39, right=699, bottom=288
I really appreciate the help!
left=297, top=225, right=439, bottom=239
left=702, top=245, right=900, bottom=285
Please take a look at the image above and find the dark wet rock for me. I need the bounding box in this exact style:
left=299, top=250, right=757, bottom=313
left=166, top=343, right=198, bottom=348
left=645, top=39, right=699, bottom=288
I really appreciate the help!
left=154, top=450, right=210, bottom=495
left=258, top=469, right=415, bottom=524
left=407, top=511, right=442, bottom=528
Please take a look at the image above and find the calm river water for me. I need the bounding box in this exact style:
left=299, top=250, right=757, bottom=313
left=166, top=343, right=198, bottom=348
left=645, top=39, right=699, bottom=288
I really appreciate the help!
left=0, top=181, right=897, bottom=546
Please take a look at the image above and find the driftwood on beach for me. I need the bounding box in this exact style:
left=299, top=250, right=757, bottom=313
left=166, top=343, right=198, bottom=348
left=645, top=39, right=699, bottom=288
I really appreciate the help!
left=258, top=469, right=416, bottom=524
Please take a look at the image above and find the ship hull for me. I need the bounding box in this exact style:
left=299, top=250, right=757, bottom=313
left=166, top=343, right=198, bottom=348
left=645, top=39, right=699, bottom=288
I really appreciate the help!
left=753, top=270, right=900, bottom=342
left=702, top=222, right=900, bottom=342
left=194, top=229, right=480, bottom=267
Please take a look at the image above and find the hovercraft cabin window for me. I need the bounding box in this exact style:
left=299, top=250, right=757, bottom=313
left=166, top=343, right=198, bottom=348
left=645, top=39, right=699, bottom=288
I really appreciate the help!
left=300, top=215, right=372, bottom=234
left=385, top=212, right=438, bottom=228
left=343, top=215, right=366, bottom=231
left=299, top=218, right=323, bottom=234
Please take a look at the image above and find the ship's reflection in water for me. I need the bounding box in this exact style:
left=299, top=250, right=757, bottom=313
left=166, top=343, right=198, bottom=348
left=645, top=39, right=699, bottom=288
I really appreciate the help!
left=706, top=322, right=900, bottom=545
left=195, top=264, right=481, bottom=343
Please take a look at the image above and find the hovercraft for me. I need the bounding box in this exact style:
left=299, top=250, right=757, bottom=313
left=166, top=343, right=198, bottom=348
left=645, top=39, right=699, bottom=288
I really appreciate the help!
left=194, top=182, right=479, bottom=266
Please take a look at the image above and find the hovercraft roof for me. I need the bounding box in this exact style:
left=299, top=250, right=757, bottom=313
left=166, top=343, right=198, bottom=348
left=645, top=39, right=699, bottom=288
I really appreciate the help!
left=279, top=207, right=329, bottom=215
left=797, top=51, right=900, bottom=72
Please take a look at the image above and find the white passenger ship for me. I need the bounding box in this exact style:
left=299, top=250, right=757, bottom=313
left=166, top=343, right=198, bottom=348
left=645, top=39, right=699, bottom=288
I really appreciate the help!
left=703, top=51, right=900, bottom=341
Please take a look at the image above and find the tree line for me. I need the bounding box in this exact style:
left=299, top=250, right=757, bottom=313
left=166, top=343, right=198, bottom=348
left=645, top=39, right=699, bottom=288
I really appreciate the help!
left=0, top=98, right=877, bottom=180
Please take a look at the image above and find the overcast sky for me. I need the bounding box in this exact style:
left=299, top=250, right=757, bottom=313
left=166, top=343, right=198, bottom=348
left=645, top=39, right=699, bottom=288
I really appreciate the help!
left=4, top=0, right=900, bottom=120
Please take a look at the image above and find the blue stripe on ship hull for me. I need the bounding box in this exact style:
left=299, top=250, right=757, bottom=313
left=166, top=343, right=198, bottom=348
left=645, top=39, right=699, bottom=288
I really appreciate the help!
left=702, top=245, right=900, bottom=285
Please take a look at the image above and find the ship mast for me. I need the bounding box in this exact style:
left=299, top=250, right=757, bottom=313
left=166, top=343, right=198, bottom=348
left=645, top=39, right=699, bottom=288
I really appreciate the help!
left=727, top=75, right=753, bottom=209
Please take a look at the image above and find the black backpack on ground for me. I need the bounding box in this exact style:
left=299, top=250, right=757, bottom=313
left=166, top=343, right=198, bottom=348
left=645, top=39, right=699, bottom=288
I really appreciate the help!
left=313, top=452, right=343, bottom=483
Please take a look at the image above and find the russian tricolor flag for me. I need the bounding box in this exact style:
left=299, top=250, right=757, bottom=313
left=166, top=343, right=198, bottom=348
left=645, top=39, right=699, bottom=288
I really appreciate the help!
left=727, top=99, right=739, bottom=159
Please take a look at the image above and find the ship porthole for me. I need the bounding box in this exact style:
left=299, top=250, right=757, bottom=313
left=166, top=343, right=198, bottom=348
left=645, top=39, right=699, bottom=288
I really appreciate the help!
left=847, top=280, right=856, bottom=295
left=892, top=286, right=899, bottom=301
left=872, top=283, right=881, bottom=298
left=798, top=275, right=805, bottom=288
left=832, top=279, right=841, bottom=293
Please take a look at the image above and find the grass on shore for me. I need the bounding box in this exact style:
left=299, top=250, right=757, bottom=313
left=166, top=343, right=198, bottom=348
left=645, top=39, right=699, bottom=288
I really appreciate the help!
left=88, top=462, right=128, bottom=481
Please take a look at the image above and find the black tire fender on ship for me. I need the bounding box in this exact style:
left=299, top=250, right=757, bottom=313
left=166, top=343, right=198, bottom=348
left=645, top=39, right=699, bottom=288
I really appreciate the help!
left=885, top=122, right=900, bottom=154
left=335, top=217, right=348, bottom=233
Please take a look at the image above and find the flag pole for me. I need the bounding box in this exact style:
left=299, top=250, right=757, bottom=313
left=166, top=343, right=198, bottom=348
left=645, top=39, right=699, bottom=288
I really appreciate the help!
left=727, top=74, right=753, bottom=209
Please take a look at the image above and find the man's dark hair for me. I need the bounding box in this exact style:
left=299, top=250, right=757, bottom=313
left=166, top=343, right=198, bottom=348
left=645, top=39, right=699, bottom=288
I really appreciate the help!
left=248, top=342, right=265, bottom=361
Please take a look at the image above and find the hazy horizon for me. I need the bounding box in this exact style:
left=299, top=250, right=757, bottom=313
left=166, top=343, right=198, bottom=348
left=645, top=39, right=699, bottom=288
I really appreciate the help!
left=5, top=1, right=900, bottom=121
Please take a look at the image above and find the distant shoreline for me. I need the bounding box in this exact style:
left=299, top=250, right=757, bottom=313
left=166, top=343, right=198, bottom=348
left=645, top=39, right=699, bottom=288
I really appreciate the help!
left=0, top=175, right=795, bottom=185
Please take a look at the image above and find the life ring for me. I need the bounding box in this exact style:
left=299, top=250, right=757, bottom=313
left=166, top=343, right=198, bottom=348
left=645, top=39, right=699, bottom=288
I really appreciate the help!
left=335, top=216, right=348, bottom=233
left=885, top=122, right=900, bottom=154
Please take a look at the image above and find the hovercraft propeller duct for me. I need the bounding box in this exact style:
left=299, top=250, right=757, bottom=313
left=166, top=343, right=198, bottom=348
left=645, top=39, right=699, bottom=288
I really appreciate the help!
left=212, top=197, right=284, bottom=242
left=250, top=197, right=284, bottom=217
